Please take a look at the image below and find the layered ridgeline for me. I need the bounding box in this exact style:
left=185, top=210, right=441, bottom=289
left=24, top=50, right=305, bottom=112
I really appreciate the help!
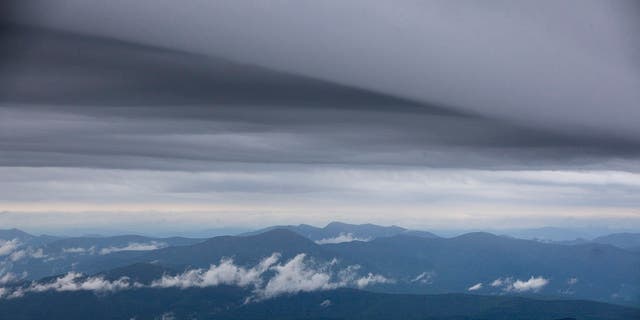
left=1, top=225, right=639, bottom=311
left=590, top=233, right=640, bottom=252
left=241, top=221, right=439, bottom=243
left=0, top=229, right=205, bottom=280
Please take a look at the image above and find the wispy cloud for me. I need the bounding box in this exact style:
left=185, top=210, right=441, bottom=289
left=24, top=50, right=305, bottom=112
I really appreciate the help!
left=0, top=272, right=25, bottom=285
left=315, top=233, right=371, bottom=245
left=9, top=248, right=46, bottom=262
left=490, top=278, right=504, bottom=287
left=411, top=271, right=435, bottom=285
left=468, top=283, right=482, bottom=291
left=559, top=277, right=579, bottom=295
left=0, top=239, right=20, bottom=256
left=5, top=272, right=136, bottom=298
left=0, top=240, right=47, bottom=262
left=63, top=247, right=96, bottom=254
left=99, top=242, right=166, bottom=255
left=354, top=273, right=392, bottom=289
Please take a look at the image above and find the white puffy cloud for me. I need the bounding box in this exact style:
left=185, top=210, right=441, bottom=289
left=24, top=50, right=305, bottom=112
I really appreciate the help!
left=511, top=277, right=549, bottom=292
left=468, top=283, right=482, bottom=291
left=151, top=253, right=279, bottom=289
left=259, top=254, right=337, bottom=298
left=152, top=252, right=391, bottom=300
left=490, top=276, right=549, bottom=293
left=315, top=233, right=371, bottom=245
left=99, top=242, right=166, bottom=255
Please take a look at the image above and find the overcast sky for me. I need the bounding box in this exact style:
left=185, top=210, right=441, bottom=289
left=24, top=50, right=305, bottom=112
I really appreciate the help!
left=1, top=1, right=639, bottom=233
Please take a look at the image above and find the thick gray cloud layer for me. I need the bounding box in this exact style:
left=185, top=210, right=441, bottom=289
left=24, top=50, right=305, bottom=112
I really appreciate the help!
left=1, top=2, right=639, bottom=230
left=8, top=0, right=640, bottom=138
left=1, top=24, right=638, bottom=171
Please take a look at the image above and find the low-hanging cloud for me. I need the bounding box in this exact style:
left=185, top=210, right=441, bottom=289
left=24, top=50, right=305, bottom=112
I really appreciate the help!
left=0, top=239, right=19, bottom=257
left=0, top=239, right=47, bottom=262
left=152, top=252, right=390, bottom=300
left=411, top=271, right=436, bottom=285
left=99, top=242, right=166, bottom=255
left=511, top=277, right=549, bottom=292
left=28, top=272, right=133, bottom=293
left=315, top=233, right=371, bottom=245
left=151, top=253, right=279, bottom=289
left=491, top=276, right=550, bottom=293
left=0, top=272, right=25, bottom=285
left=491, top=278, right=505, bottom=287
left=258, top=254, right=337, bottom=298
left=4, top=272, right=136, bottom=299
left=9, top=248, right=46, bottom=262
left=468, top=283, right=483, bottom=291
left=63, top=247, right=96, bottom=254
left=354, top=273, right=392, bottom=289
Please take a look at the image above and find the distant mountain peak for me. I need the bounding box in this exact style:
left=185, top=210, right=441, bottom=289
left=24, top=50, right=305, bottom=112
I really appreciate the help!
left=324, top=221, right=405, bottom=230
left=0, top=228, right=34, bottom=240
left=452, top=231, right=504, bottom=241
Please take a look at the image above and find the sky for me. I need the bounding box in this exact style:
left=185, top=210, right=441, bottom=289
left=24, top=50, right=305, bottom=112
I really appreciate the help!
left=1, top=1, right=639, bottom=234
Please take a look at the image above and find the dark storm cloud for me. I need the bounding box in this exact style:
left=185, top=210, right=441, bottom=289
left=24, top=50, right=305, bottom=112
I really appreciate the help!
left=3, top=3, right=640, bottom=231
left=1, top=24, right=639, bottom=171
left=7, top=0, right=640, bottom=139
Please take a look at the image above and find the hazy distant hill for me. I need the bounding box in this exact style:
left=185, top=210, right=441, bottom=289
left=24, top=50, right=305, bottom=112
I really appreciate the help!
left=592, top=233, right=640, bottom=250
left=1, top=232, right=205, bottom=280
left=0, top=229, right=59, bottom=246
left=147, top=228, right=331, bottom=268
left=2, top=228, right=639, bottom=305
left=0, top=229, right=34, bottom=242
left=324, top=232, right=640, bottom=305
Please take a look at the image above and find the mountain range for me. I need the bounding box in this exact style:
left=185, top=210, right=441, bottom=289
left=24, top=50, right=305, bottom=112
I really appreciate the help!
left=241, top=221, right=439, bottom=243
left=1, top=222, right=639, bottom=320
